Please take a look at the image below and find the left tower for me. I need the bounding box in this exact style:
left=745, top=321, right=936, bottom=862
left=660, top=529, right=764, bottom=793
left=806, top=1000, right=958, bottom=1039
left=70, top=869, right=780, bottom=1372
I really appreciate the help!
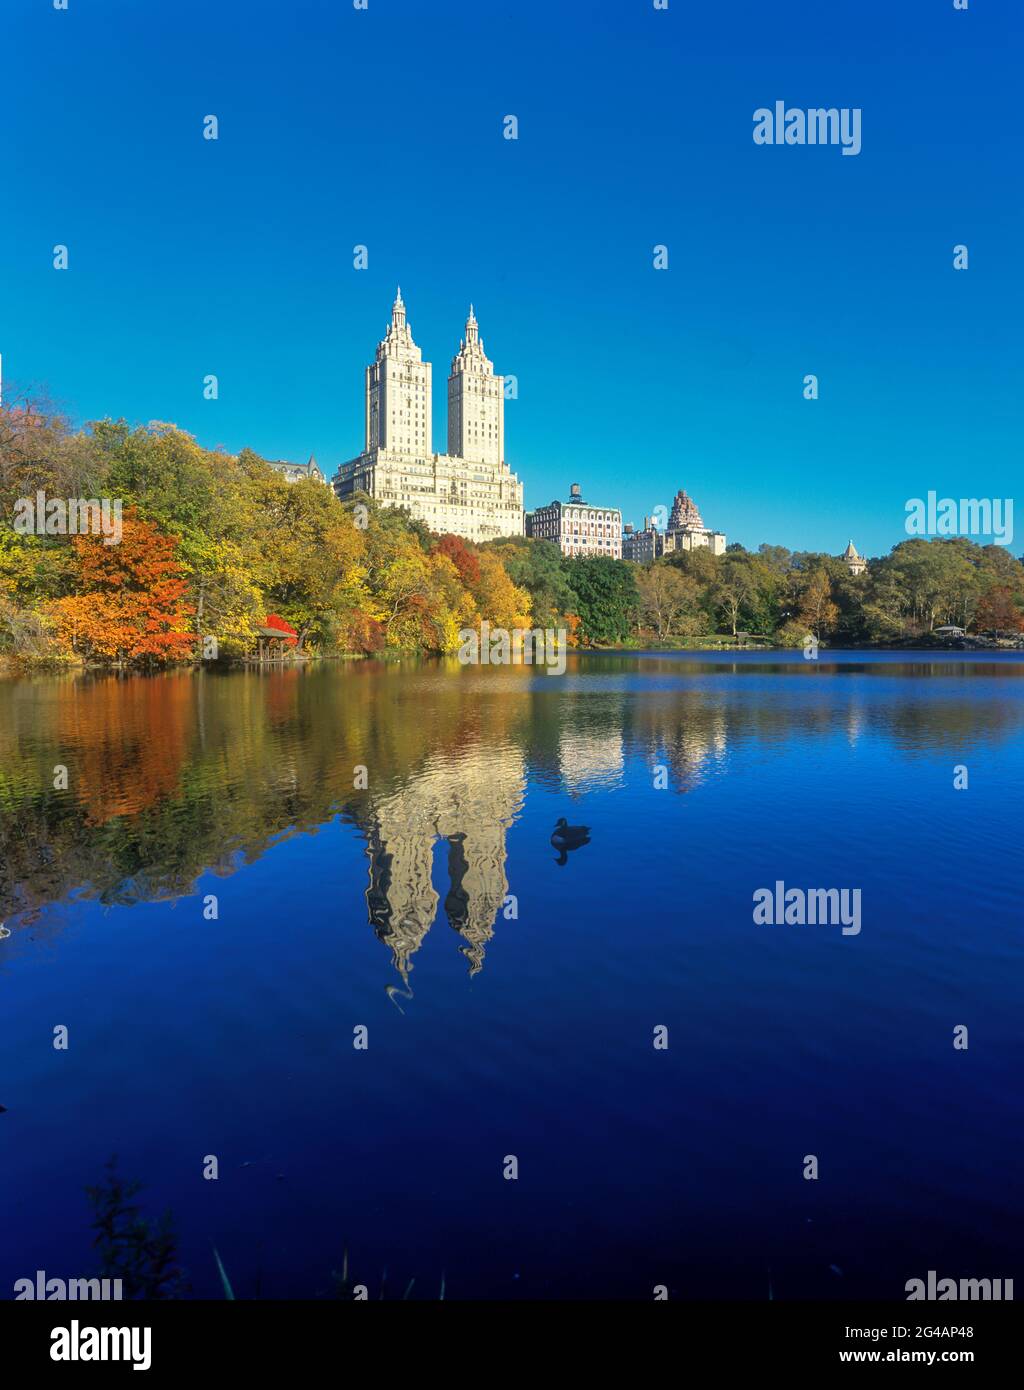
left=365, top=288, right=432, bottom=457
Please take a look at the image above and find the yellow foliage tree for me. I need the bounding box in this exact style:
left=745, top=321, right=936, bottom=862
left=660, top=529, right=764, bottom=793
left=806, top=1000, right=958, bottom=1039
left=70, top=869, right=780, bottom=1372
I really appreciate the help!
left=475, top=550, right=532, bottom=630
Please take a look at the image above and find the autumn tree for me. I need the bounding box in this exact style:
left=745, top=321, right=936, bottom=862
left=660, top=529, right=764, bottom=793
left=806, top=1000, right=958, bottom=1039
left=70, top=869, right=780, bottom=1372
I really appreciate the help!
left=473, top=550, right=532, bottom=630
left=482, top=537, right=576, bottom=630
left=636, top=564, right=704, bottom=638
left=48, top=512, right=195, bottom=665
left=101, top=425, right=271, bottom=656
left=795, top=567, right=839, bottom=642
left=0, top=392, right=105, bottom=517
left=434, top=533, right=481, bottom=589
left=975, top=585, right=1024, bottom=633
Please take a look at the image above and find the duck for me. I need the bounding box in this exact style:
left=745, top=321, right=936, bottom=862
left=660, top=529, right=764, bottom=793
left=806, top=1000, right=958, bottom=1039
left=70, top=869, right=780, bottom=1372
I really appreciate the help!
left=551, top=817, right=591, bottom=866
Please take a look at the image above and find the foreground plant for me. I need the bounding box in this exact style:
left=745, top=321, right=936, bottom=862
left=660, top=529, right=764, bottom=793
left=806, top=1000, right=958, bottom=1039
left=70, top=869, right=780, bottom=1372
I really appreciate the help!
left=85, top=1157, right=188, bottom=1299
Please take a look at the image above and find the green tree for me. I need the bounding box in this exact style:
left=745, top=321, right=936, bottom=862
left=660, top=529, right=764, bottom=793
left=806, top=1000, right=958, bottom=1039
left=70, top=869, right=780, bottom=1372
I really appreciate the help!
left=563, top=555, right=638, bottom=644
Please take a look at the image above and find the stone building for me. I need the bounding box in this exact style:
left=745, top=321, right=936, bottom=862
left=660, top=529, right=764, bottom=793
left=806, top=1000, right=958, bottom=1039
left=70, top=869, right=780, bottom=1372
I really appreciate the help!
left=664, top=526, right=726, bottom=557
left=623, top=488, right=726, bottom=561
left=668, top=489, right=704, bottom=531
left=333, top=291, right=524, bottom=542
left=622, top=518, right=662, bottom=563
left=266, top=455, right=328, bottom=485
left=525, top=482, right=622, bottom=558
left=665, top=488, right=726, bottom=555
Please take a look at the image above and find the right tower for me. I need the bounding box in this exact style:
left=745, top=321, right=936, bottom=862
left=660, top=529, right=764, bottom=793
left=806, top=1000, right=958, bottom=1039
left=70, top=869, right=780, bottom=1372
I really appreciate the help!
left=447, top=305, right=504, bottom=466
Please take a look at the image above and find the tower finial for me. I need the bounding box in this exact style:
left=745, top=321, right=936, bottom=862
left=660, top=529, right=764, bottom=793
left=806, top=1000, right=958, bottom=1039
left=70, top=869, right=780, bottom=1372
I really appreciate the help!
left=465, top=303, right=479, bottom=345
left=391, top=286, right=406, bottom=329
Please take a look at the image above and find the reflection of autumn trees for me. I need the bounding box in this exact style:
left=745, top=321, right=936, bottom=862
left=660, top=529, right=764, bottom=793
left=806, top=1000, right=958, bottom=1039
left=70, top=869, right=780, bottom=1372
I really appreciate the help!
left=0, top=664, right=533, bottom=933
left=55, top=674, right=195, bottom=823
left=2, top=659, right=1023, bottom=959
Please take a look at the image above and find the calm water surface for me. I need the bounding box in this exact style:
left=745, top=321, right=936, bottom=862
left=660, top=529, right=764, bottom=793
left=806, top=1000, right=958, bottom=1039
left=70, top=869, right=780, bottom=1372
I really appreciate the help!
left=1, top=652, right=1022, bottom=1299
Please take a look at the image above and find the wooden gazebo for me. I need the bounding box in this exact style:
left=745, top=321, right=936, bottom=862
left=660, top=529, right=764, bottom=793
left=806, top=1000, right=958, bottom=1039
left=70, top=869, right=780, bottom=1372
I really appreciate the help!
left=253, top=614, right=299, bottom=664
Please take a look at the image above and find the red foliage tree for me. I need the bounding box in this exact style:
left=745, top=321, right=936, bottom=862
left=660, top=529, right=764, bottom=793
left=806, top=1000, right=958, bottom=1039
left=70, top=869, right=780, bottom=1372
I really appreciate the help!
left=434, top=533, right=481, bottom=589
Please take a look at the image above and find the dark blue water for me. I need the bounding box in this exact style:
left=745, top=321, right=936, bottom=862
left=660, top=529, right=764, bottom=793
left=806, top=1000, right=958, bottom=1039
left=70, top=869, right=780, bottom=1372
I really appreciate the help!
left=2, top=652, right=1022, bottom=1299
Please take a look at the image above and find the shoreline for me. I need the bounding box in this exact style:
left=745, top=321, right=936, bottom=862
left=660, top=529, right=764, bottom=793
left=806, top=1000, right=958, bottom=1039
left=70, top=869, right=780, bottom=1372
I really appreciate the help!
left=592, top=637, right=1024, bottom=654
left=3, top=639, right=1023, bottom=680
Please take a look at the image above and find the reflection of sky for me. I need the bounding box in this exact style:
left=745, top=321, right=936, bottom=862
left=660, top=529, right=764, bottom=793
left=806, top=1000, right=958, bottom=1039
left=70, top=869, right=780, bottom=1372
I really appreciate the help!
left=2, top=656, right=1024, bottom=1300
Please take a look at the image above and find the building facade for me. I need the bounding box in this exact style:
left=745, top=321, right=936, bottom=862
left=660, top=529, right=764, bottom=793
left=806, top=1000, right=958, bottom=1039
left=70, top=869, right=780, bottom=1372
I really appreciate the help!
left=526, top=483, right=622, bottom=558
left=334, top=291, right=524, bottom=542
left=665, top=488, right=726, bottom=555
left=266, top=455, right=329, bottom=485
left=664, top=525, right=726, bottom=557
left=622, top=520, right=661, bottom=563
left=623, top=489, right=726, bottom=562
left=447, top=306, right=504, bottom=467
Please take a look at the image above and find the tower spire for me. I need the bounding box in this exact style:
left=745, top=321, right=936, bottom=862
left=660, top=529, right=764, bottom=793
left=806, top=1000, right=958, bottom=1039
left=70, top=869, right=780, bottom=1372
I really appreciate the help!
left=391, top=286, right=406, bottom=330
left=465, top=303, right=478, bottom=346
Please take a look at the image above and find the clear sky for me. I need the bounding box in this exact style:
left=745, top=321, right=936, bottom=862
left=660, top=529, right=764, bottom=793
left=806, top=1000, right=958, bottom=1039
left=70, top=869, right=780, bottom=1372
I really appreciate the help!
left=2, top=0, right=1020, bottom=556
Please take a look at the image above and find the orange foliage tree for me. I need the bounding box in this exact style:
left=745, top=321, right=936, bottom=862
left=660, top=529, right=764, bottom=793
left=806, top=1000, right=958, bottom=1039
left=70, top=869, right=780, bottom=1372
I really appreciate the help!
left=48, top=511, right=195, bottom=665
left=563, top=612, right=582, bottom=646
left=975, top=585, right=1024, bottom=633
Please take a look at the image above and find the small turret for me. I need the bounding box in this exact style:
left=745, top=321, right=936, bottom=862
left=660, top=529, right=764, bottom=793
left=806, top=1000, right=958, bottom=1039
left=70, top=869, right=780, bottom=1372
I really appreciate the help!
left=842, top=540, right=867, bottom=575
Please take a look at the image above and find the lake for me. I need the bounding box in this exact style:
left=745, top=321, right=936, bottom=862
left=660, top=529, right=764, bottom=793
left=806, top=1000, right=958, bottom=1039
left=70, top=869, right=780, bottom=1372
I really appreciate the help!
left=1, top=651, right=1022, bottom=1300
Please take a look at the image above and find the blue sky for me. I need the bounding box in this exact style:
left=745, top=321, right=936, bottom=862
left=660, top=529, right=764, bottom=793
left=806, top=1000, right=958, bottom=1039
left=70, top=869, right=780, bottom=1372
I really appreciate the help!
left=2, top=0, right=1020, bottom=556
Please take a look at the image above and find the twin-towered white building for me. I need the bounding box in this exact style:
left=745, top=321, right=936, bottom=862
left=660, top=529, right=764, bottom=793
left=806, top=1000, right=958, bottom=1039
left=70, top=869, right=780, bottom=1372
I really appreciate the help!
left=333, top=290, right=525, bottom=541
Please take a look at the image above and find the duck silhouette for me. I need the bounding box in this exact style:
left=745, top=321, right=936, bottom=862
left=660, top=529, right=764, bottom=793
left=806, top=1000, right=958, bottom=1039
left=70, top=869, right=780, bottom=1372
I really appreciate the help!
left=551, top=817, right=591, bottom=866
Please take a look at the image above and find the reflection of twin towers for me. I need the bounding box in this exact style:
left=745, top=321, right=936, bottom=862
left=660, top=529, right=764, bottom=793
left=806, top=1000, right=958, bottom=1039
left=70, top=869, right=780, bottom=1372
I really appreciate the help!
left=356, top=727, right=629, bottom=980
left=360, top=744, right=526, bottom=980
left=356, top=711, right=727, bottom=982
